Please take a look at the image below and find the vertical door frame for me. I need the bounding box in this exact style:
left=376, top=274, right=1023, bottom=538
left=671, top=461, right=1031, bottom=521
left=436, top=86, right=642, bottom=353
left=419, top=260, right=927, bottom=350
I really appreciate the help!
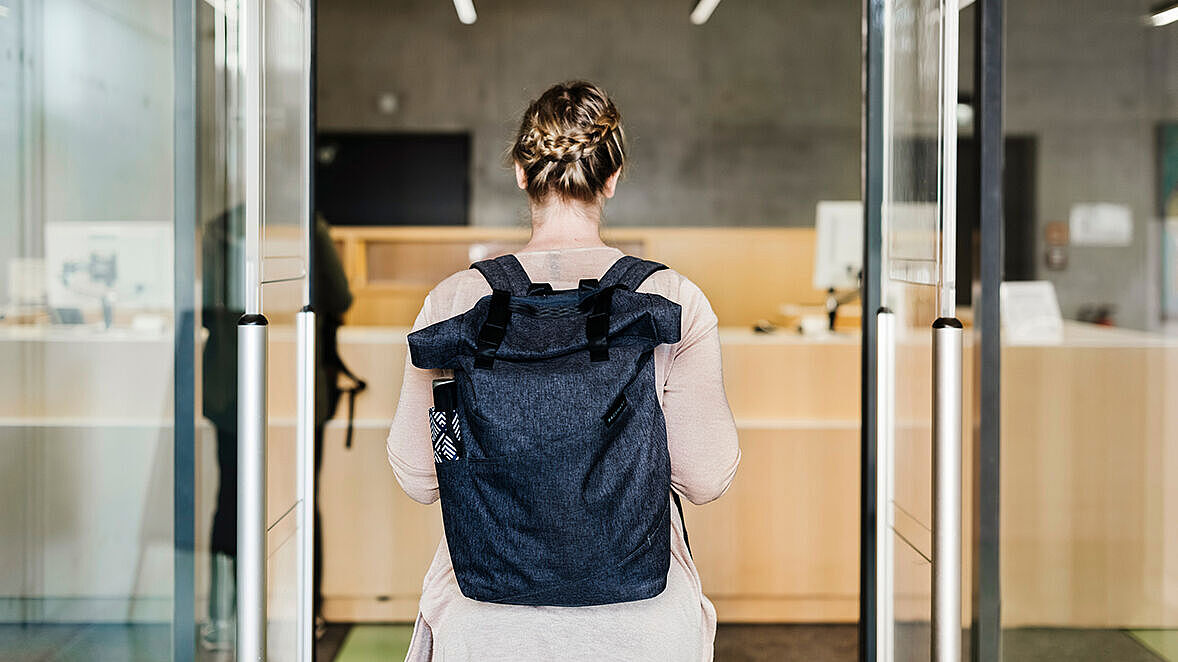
left=971, top=0, right=1004, bottom=659
left=173, top=0, right=199, bottom=658
left=238, top=0, right=269, bottom=656
left=861, top=1, right=886, bottom=660
left=297, top=1, right=319, bottom=659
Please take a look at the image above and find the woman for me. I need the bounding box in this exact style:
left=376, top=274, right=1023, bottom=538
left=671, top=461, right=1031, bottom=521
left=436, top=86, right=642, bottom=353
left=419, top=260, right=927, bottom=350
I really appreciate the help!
left=386, top=81, right=740, bottom=660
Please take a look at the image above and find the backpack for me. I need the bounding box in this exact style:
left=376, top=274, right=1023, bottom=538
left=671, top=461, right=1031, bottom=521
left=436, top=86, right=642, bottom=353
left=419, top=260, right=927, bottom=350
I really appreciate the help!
left=407, top=253, right=683, bottom=606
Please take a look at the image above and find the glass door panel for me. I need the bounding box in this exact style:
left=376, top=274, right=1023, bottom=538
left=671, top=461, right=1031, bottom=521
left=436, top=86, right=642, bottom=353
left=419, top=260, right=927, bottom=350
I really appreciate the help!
left=1, top=0, right=179, bottom=658
left=250, top=0, right=311, bottom=658
left=199, top=0, right=311, bottom=657
left=997, top=2, right=1178, bottom=659
left=878, top=0, right=960, bottom=660
left=195, top=1, right=244, bottom=658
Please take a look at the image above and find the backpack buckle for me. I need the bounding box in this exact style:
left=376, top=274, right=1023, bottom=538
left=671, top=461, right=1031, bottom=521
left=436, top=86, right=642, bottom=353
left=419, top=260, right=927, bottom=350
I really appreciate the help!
left=587, top=288, right=613, bottom=362
left=475, top=289, right=511, bottom=369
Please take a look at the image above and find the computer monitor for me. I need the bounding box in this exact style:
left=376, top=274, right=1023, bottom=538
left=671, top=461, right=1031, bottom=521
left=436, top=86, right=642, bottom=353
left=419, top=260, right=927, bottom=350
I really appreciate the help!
left=812, top=201, right=863, bottom=291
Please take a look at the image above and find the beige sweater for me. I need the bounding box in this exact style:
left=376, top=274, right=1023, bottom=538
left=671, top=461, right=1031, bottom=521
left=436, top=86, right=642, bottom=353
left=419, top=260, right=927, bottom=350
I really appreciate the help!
left=386, top=246, right=741, bottom=661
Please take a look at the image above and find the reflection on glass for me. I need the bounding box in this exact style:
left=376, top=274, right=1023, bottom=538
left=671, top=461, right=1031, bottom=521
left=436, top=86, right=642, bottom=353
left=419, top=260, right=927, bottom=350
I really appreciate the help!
left=0, top=0, right=176, bottom=658
left=880, top=0, right=956, bottom=660
left=998, top=1, right=1178, bottom=660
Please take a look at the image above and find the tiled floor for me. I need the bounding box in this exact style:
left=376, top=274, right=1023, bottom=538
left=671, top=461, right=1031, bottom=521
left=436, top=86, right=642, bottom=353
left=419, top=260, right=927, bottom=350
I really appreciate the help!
left=1132, top=630, right=1178, bottom=661
left=0, top=624, right=169, bottom=662
left=333, top=625, right=413, bottom=661
left=1003, top=628, right=1169, bottom=661
left=320, top=623, right=1174, bottom=661
left=0, top=622, right=1172, bottom=660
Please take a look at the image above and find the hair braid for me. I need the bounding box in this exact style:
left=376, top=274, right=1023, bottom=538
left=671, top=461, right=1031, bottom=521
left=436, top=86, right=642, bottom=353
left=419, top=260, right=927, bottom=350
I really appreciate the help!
left=510, top=82, right=627, bottom=202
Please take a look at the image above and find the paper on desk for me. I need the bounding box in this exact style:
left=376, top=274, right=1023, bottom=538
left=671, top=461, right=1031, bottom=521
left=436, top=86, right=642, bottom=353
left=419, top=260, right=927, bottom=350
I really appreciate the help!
left=1001, top=281, right=1063, bottom=344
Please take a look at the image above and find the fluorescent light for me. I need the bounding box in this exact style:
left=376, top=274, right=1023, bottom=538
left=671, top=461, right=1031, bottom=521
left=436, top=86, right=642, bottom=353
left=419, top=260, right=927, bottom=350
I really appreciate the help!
left=690, top=0, right=722, bottom=25
left=453, top=0, right=476, bottom=25
left=1151, top=1, right=1178, bottom=26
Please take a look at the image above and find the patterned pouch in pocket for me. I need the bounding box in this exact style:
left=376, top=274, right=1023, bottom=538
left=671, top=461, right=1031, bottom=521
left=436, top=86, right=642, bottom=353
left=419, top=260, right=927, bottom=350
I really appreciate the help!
left=430, top=407, right=462, bottom=463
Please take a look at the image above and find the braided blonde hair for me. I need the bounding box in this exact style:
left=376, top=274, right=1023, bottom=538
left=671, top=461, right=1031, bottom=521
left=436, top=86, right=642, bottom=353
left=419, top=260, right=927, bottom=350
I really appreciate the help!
left=511, top=81, right=627, bottom=203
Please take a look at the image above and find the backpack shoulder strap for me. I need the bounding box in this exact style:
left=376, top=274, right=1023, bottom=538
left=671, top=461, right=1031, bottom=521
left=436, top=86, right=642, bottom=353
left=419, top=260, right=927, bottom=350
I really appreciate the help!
left=470, top=254, right=532, bottom=296
left=597, top=255, right=669, bottom=291
left=469, top=254, right=530, bottom=369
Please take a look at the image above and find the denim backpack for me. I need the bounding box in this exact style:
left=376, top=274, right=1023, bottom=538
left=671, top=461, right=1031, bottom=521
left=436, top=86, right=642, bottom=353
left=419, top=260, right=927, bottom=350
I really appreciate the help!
left=407, top=253, right=683, bottom=606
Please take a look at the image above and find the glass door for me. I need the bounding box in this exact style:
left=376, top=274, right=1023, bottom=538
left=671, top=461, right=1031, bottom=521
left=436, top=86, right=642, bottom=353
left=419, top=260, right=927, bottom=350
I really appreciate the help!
left=238, top=0, right=314, bottom=659
left=0, top=0, right=180, bottom=658
left=194, top=0, right=313, bottom=659
left=872, top=0, right=963, bottom=660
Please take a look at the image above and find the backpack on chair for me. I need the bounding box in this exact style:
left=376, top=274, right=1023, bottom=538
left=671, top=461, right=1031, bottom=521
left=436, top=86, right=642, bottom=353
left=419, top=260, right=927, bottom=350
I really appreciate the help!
left=407, top=253, right=684, bottom=606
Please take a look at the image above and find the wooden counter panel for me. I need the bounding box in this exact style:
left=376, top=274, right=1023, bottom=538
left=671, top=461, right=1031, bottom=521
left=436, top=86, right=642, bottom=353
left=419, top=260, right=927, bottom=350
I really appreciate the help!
left=331, top=226, right=829, bottom=328
left=720, top=338, right=860, bottom=422
left=683, top=427, right=859, bottom=601
left=299, top=322, right=1178, bottom=627
left=318, top=423, right=863, bottom=624
left=270, top=330, right=863, bottom=423
left=319, top=426, right=443, bottom=604
left=1000, top=343, right=1178, bottom=627
left=268, top=329, right=408, bottom=422
left=0, top=333, right=172, bottom=420
left=636, top=228, right=828, bottom=327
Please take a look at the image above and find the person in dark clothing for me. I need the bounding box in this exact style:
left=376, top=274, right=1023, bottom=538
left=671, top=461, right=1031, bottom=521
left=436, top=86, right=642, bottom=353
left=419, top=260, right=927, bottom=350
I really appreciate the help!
left=311, top=216, right=356, bottom=631
left=200, top=212, right=353, bottom=651
left=199, top=206, right=244, bottom=653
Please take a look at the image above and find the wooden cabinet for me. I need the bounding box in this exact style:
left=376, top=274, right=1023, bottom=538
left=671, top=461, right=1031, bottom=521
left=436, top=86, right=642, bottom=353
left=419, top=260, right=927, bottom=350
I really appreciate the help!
left=330, top=226, right=832, bottom=329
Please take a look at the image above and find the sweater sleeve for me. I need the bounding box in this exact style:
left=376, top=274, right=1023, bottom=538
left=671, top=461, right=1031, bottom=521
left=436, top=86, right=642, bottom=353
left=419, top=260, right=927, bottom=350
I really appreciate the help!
left=663, top=278, right=742, bottom=505
left=386, top=294, right=444, bottom=504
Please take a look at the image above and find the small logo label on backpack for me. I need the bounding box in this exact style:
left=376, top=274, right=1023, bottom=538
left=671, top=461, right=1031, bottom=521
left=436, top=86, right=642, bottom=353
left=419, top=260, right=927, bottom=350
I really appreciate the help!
left=602, top=395, right=628, bottom=427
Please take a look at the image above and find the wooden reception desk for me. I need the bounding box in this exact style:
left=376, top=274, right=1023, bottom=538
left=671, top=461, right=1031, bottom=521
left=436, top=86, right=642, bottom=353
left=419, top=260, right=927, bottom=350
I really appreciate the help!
left=3, top=227, right=1174, bottom=629
left=301, top=320, right=1178, bottom=628
left=308, top=326, right=863, bottom=623
left=300, top=227, right=1178, bottom=628
left=314, top=226, right=864, bottom=622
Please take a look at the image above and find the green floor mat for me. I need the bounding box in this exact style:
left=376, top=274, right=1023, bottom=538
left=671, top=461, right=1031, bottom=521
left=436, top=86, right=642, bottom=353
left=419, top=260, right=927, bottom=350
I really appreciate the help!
left=335, top=625, right=415, bottom=661
left=1129, top=629, right=1178, bottom=661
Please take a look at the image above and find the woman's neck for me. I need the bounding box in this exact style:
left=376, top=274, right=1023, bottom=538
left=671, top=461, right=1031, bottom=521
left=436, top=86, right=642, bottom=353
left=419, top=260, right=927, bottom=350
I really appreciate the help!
left=521, top=197, right=608, bottom=252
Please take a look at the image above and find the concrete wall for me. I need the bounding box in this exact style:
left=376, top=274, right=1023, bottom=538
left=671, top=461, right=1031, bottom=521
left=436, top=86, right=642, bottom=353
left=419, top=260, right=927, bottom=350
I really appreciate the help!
left=316, top=0, right=863, bottom=229
left=318, top=0, right=1178, bottom=328
left=0, top=0, right=25, bottom=304
left=1000, top=0, right=1177, bottom=329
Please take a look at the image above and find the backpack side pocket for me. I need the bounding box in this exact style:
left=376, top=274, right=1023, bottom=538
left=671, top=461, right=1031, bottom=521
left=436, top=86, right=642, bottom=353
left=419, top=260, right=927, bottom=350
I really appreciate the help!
left=430, top=407, right=463, bottom=463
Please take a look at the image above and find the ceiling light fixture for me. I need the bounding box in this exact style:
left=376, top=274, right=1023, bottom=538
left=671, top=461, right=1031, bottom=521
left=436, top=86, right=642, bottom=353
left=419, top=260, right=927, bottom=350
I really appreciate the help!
left=690, top=0, right=722, bottom=25
left=1150, top=1, right=1178, bottom=26
left=453, top=0, right=476, bottom=25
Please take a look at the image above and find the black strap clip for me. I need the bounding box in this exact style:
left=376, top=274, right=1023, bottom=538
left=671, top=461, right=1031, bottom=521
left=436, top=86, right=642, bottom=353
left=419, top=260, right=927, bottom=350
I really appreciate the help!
left=586, top=287, right=613, bottom=362
left=475, top=289, right=511, bottom=370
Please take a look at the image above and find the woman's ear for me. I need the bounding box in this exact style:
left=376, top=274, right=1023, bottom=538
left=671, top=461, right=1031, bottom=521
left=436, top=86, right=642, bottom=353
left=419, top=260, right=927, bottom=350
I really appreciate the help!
left=602, top=168, right=622, bottom=199
left=514, top=162, right=528, bottom=190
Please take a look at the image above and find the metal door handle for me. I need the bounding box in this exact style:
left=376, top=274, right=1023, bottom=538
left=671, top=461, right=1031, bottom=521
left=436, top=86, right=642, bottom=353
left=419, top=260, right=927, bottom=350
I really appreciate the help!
left=875, top=309, right=896, bottom=662
left=932, top=317, right=963, bottom=662
left=238, top=314, right=268, bottom=661
left=296, top=308, right=316, bottom=661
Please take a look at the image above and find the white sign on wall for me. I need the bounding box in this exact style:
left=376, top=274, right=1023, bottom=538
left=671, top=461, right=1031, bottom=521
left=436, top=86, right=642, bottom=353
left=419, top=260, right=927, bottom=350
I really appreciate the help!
left=1069, top=203, right=1133, bottom=247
